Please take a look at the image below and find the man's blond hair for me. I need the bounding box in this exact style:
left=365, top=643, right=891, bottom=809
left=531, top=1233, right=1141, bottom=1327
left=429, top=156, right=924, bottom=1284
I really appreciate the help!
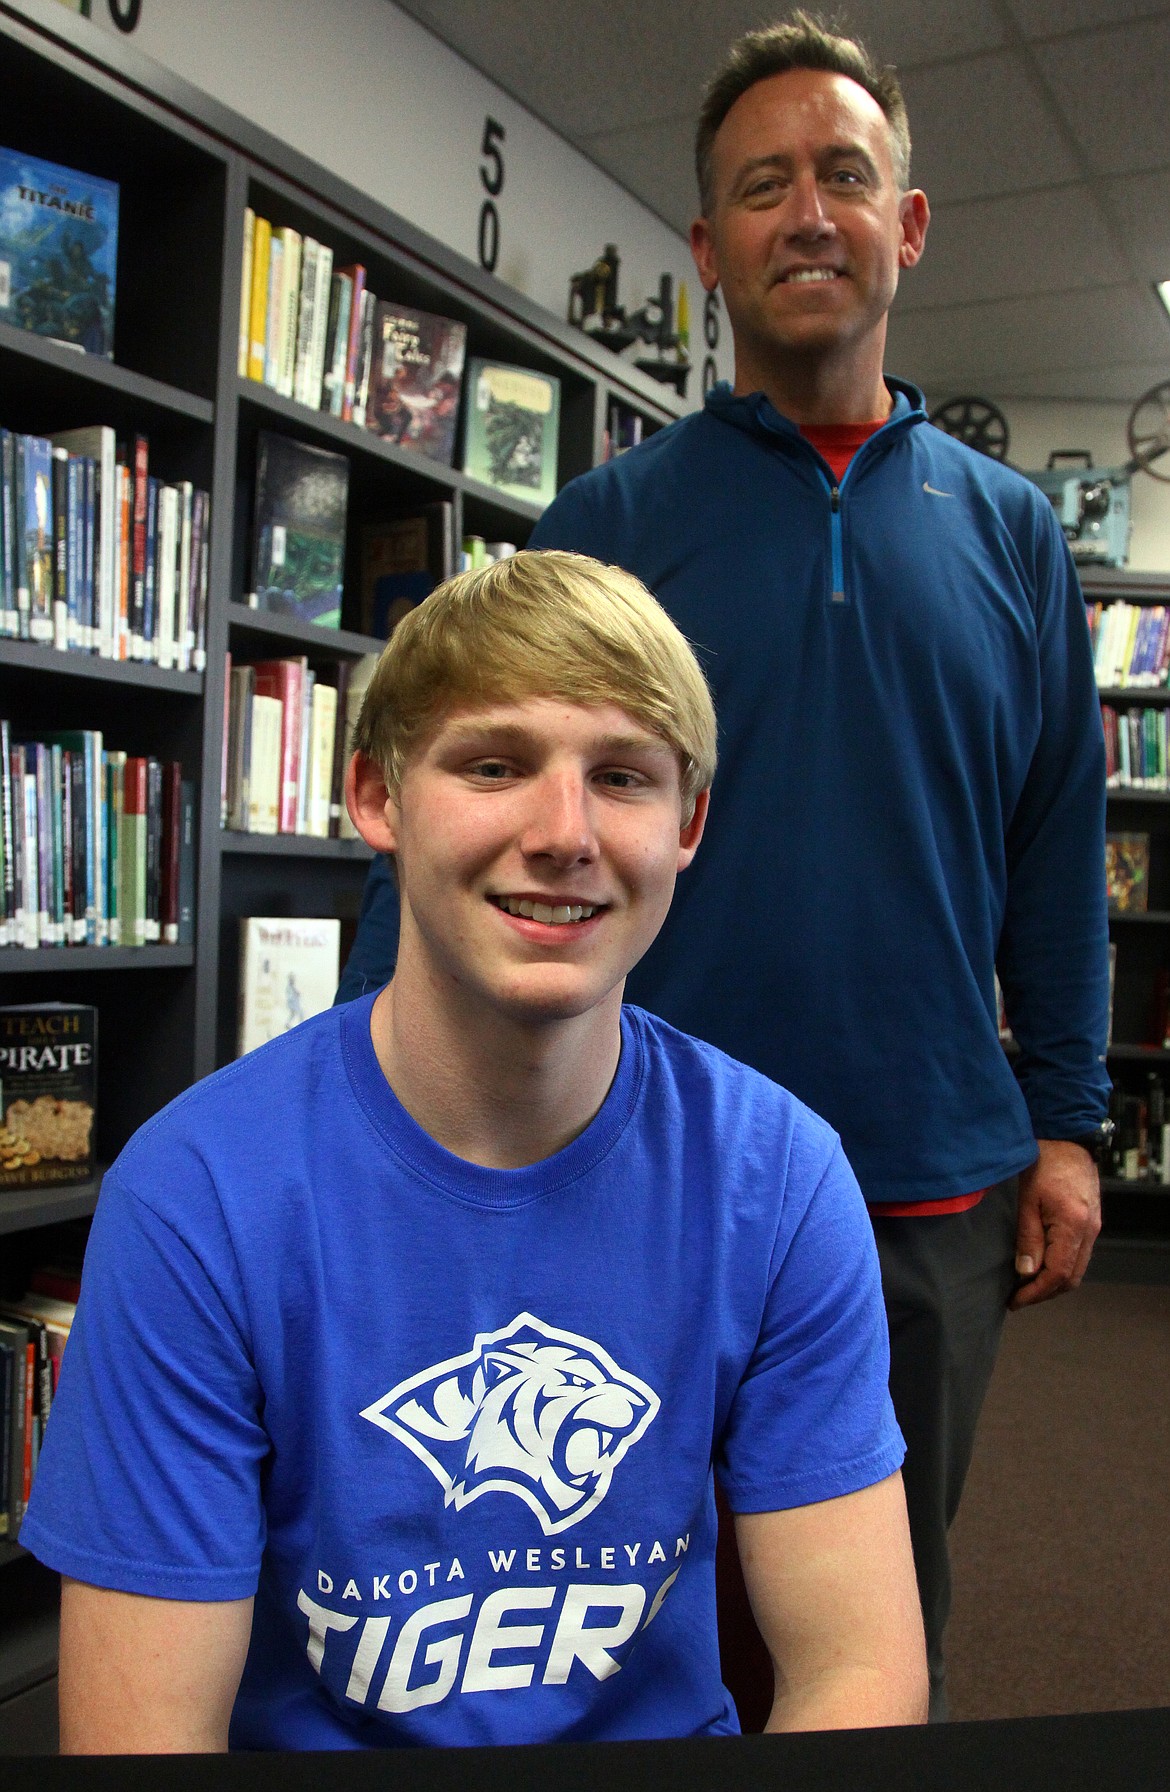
left=351, top=550, right=717, bottom=816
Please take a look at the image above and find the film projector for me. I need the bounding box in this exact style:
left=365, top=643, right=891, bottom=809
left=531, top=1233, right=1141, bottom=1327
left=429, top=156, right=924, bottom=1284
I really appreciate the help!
left=928, top=383, right=1170, bottom=568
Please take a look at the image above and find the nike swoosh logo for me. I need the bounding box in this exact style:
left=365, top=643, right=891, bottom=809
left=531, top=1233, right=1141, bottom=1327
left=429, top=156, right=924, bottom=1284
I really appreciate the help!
left=923, top=481, right=954, bottom=498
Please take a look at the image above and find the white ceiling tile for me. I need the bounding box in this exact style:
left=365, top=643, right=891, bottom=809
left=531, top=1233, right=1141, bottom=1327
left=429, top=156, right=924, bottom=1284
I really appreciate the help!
left=979, top=362, right=1170, bottom=402
left=1002, top=0, right=1169, bottom=42
left=577, top=114, right=697, bottom=236
left=886, top=283, right=1169, bottom=387
left=899, top=52, right=1079, bottom=203
left=897, top=184, right=1128, bottom=312
left=1035, top=16, right=1170, bottom=176
left=1102, top=167, right=1170, bottom=282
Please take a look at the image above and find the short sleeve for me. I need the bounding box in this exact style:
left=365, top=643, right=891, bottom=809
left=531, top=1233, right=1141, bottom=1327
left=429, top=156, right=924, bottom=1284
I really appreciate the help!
left=716, top=1138, right=904, bottom=1512
left=20, top=1168, right=268, bottom=1600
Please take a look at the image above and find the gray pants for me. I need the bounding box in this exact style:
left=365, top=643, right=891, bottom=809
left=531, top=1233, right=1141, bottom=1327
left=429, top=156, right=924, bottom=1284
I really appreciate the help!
left=872, top=1179, right=1020, bottom=1722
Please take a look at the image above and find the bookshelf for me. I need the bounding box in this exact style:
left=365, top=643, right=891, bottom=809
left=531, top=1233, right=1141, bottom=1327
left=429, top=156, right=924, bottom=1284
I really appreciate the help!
left=0, top=0, right=682, bottom=1749
left=1085, top=569, right=1170, bottom=1222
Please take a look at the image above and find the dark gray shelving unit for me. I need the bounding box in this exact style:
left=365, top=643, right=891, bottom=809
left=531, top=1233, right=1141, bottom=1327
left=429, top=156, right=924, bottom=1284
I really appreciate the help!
left=1087, top=569, right=1170, bottom=1244
left=0, top=1, right=682, bottom=1742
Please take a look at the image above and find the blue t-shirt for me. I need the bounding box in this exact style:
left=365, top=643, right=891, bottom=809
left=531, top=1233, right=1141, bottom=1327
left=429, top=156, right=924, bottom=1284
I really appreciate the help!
left=23, top=997, right=903, bottom=1750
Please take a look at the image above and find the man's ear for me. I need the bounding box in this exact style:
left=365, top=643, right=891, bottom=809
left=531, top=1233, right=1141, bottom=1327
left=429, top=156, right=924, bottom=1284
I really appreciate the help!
left=345, top=752, right=400, bottom=853
left=690, top=214, right=720, bottom=294
left=677, top=788, right=710, bottom=872
left=898, top=189, right=930, bottom=269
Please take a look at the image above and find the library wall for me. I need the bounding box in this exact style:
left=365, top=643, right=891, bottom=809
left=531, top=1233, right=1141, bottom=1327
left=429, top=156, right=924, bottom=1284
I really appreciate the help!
left=35, top=0, right=733, bottom=403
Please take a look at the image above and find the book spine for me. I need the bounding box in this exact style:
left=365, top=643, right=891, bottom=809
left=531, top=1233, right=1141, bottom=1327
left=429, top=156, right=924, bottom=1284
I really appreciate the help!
left=309, top=681, right=338, bottom=838
left=352, top=288, right=376, bottom=428
left=0, top=430, right=14, bottom=636
left=293, top=238, right=319, bottom=404
left=177, top=780, right=195, bottom=946
left=90, top=729, right=105, bottom=945
left=156, top=483, right=177, bottom=671
left=82, top=455, right=97, bottom=652
left=341, top=264, right=367, bottom=422
left=65, top=455, right=82, bottom=651
left=33, top=745, right=50, bottom=945
left=160, top=759, right=182, bottom=944
left=144, top=757, right=162, bottom=942
left=0, top=721, right=12, bottom=947
left=117, top=459, right=131, bottom=660
left=277, top=229, right=301, bottom=399
left=130, top=435, right=149, bottom=660
left=324, top=273, right=352, bottom=417
left=96, top=429, right=115, bottom=658
left=143, top=475, right=159, bottom=663
left=106, top=750, right=125, bottom=945
left=193, top=489, right=210, bottom=674
left=328, top=660, right=351, bottom=837
left=239, top=206, right=255, bottom=378
left=49, top=744, right=65, bottom=945
left=176, top=482, right=194, bottom=673
left=121, top=756, right=148, bottom=947
left=307, top=243, right=334, bottom=411
left=248, top=215, right=272, bottom=383
left=263, top=235, right=284, bottom=389
left=50, top=446, right=68, bottom=651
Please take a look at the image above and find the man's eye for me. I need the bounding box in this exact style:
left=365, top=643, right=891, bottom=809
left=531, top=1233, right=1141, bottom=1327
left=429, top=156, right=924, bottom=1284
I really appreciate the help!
left=471, top=760, right=512, bottom=780
left=598, top=769, right=641, bottom=789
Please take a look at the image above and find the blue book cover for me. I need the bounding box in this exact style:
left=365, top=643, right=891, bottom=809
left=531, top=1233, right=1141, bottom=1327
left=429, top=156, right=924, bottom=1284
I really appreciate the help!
left=0, top=146, right=118, bottom=358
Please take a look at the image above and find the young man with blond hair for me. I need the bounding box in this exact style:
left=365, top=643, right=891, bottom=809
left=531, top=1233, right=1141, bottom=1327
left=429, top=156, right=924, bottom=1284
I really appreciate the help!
left=340, top=10, right=1111, bottom=1725
left=24, top=550, right=926, bottom=1752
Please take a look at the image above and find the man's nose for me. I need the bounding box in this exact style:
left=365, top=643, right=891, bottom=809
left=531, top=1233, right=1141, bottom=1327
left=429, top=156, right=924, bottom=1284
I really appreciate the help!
left=521, top=771, right=599, bottom=863
left=786, top=170, right=834, bottom=237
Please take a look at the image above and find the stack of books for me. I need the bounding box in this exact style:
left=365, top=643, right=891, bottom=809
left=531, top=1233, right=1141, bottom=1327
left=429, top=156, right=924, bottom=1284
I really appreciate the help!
left=1089, top=601, right=1170, bottom=689
left=222, top=651, right=379, bottom=839
left=238, top=215, right=467, bottom=468
left=0, top=426, right=210, bottom=667
left=0, top=722, right=193, bottom=949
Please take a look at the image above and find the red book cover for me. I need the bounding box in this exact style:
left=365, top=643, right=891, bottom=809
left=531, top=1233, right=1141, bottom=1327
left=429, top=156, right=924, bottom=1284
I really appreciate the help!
left=131, top=435, right=149, bottom=658
left=160, top=760, right=182, bottom=944
left=337, top=263, right=366, bottom=422
left=252, top=658, right=306, bottom=833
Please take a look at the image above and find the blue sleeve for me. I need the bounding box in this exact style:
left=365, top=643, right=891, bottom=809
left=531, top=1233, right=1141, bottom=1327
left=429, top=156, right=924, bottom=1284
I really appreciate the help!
left=528, top=469, right=623, bottom=558
left=997, top=507, right=1112, bottom=1136
left=335, top=854, right=399, bottom=1004
left=716, top=1137, right=904, bottom=1513
left=20, top=1169, right=268, bottom=1600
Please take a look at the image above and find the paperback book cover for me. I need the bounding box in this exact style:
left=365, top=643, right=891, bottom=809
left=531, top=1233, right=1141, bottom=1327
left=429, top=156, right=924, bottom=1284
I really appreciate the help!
left=366, top=302, right=467, bottom=466
left=461, top=358, right=560, bottom=505
left=0, top=1003, right=96, bottom=1190
left=1105, top=831, right=1150, bottom=913
left=237, top=917, right=340, bottom=1057
left=360, top=501, right=455, bottom=639
left=250, top=431, right=348, bottom=627
left=0, top=146, right=118, bottom=358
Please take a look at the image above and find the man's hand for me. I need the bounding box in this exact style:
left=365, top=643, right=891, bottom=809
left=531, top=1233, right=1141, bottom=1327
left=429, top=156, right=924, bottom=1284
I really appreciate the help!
left=1011, top=1138, right=1101, bottom=1310
left=735, top=1473, right=928, bottom=1731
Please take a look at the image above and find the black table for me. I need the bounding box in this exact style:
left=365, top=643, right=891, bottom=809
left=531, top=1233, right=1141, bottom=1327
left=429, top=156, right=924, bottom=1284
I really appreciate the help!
left=3, top=1708, right=1168, bottom=1791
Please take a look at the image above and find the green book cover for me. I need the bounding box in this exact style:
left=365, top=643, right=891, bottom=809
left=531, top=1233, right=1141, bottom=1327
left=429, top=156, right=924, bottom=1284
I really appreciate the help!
left=461, top=359, right=560, bottom=507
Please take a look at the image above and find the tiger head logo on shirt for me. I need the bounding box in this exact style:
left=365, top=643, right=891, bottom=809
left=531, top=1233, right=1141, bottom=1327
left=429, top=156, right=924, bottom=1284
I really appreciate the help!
left=360, top=1313, right=660, bottom=1534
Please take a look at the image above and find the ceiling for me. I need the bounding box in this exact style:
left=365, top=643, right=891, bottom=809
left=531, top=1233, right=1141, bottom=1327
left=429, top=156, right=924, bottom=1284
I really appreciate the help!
left=391, top=0, right=1170, bottom=406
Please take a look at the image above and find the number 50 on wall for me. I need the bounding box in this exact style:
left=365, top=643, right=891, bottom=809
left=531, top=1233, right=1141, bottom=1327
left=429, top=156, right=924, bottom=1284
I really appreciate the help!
left=478, top=116, right=505, bottom=274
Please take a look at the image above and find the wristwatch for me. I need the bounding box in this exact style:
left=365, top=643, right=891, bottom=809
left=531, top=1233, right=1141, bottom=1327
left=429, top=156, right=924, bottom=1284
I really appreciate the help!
left=1067, top=1120, right=1116, bottom=1164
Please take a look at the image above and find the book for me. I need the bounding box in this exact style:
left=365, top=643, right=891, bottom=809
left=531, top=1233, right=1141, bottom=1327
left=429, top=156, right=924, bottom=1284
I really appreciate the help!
left=0, top=1003, right=97, bottom=1190
left=237, top=916, right=341, bottom=1056
left=321, top=270, right=353, bottom=418
left=247, top=213, right=272, bottom=384
left=252, top=657, right=307, bottom=834
left=1105, top=831, right=1150, bottom=912
left=366, top=302, right=467, bottom=466
left=461, top=358, right=560, bottom=505
left=0, top=1317, right=28, bottom=1534
left=20, top=435, right=53, bottom=644
left=306, top=680, right=338, bottom=838
left=249, top=431, right=348, bottom=627
left=274, top=226, right=302, bottom=399
left=360, top=502, right=455, bottom=639
left=0, top=146, right=118, bottom=357
left=247, top=692, right=282, bottom=835
left=238, top=205, right=255, bottom=378
left=120, top=755, right=148, bottom=944
left=338, top=263, right=367, bottom=422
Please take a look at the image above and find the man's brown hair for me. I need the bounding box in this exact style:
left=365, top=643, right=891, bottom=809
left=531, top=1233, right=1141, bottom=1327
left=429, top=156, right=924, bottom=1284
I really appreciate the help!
left=695, top=12, right=911, bottom=214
